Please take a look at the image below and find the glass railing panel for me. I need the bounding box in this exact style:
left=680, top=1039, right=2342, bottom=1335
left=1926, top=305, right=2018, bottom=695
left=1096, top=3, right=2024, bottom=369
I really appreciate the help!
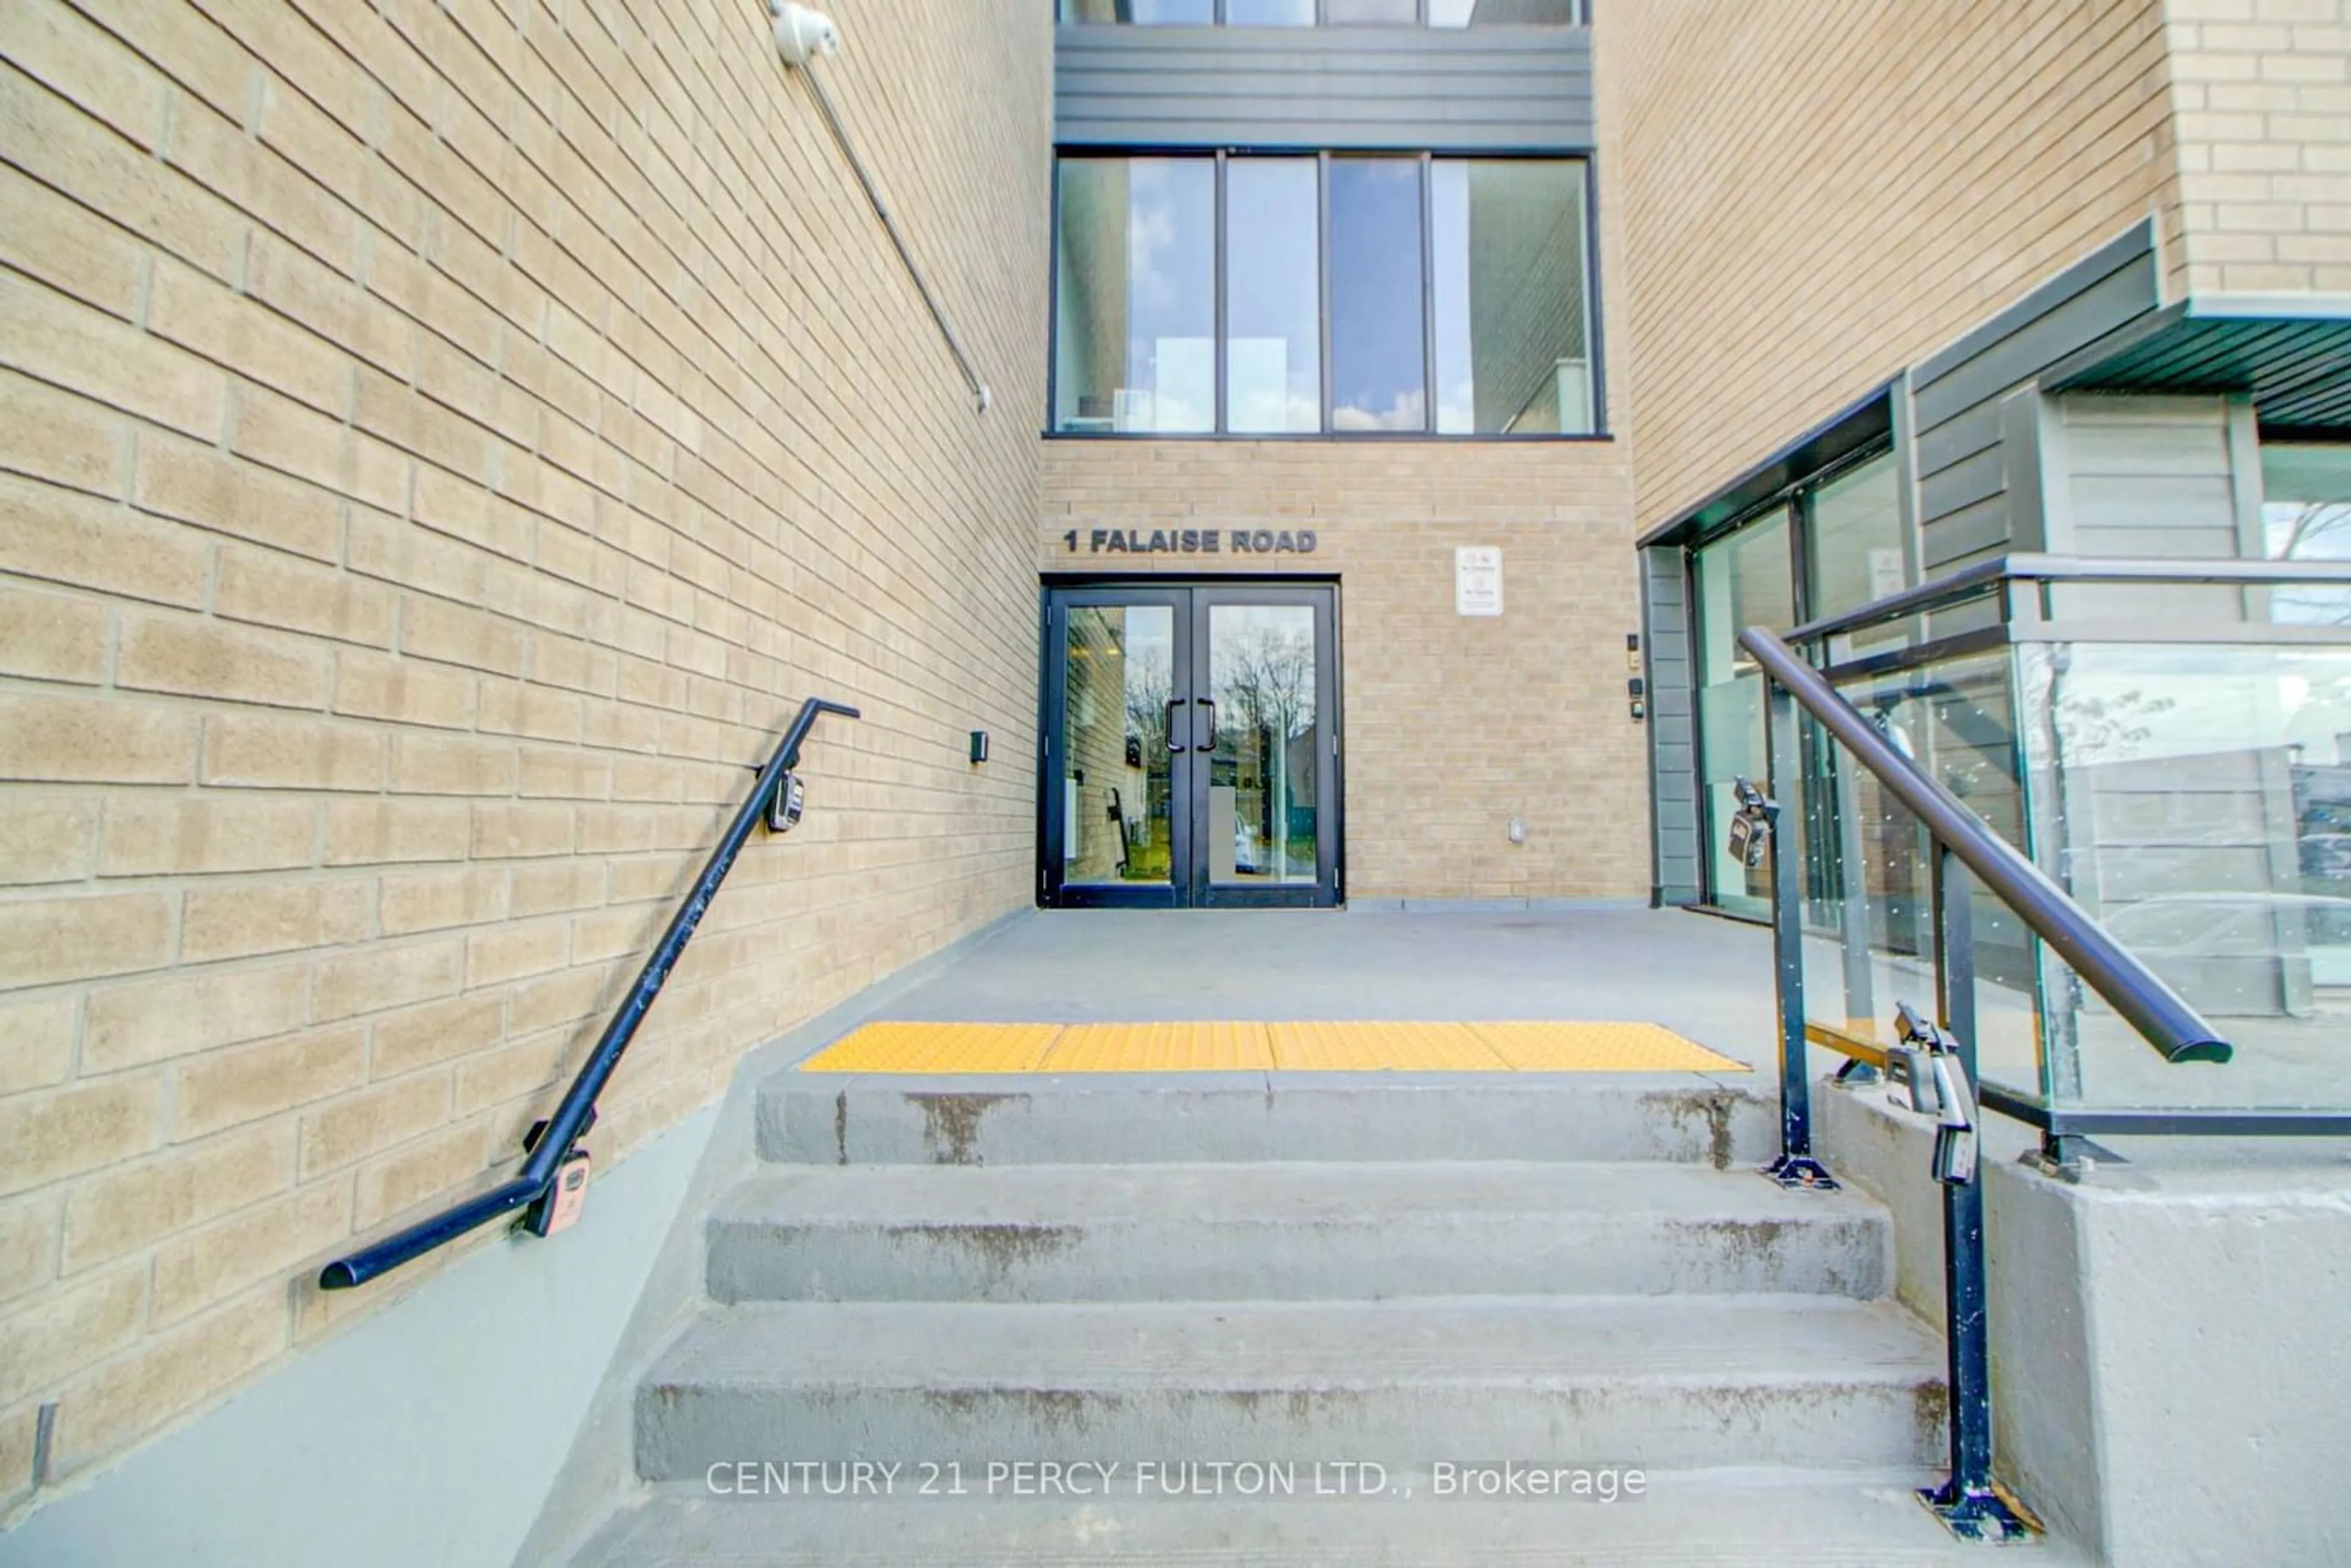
left=2017, top=640, right=2351, bottom=1111
left=1791, top=709, right=1932, bottom=1068
left=1799, top=651, right=2044, bottom=1103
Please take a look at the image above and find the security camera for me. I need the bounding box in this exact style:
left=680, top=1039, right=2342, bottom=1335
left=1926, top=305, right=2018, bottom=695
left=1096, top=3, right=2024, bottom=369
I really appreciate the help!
left=771, top=1, right=841, bottom=66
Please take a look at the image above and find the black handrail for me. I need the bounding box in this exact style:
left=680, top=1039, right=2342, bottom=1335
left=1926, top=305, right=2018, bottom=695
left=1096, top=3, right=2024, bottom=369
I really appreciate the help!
left=1738, top=626, right=2229, bottom=1067
left=318, top=697, right=861, bottom=1290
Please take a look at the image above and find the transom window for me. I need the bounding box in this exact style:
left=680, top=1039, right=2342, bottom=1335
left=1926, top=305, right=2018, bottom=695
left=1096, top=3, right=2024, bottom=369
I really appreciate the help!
left=1052, top=153, right=1597, bottom=437
left=1056, top=0, right=1585, bottom=26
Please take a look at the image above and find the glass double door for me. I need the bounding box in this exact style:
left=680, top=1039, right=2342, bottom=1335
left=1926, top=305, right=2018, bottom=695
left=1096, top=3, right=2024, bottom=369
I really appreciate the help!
left=1043, top=583, right=1338, bottom=908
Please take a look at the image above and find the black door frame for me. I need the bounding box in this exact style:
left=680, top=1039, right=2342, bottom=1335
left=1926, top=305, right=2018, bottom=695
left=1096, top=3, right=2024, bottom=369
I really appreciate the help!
left=1038, top=583, right=1194, bottom=910
left=1039, top=577, right=1343, bottom=909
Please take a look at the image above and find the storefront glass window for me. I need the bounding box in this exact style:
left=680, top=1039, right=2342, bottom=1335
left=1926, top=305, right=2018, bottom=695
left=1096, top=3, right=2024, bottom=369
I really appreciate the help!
left=1693, top=508, right=1796, bottom=917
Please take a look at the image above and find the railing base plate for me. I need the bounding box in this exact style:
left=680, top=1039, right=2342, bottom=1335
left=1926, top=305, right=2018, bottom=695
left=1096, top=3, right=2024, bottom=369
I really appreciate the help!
left=1919, top=1480, right=2036, bottom=1544
left=1764, top=1153, right=1839, bottom=1191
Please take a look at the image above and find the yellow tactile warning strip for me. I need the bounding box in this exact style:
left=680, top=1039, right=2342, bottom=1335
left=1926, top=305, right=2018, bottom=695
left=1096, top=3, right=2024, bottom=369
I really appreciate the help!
left=796, top=1021, right=1749, bottom=1075
left=1044, top=1021, right=1272, bottom=1073
left=1269, top=1021, right=1510, bottom=1072
left=1471, top=1021, right=1746, bottom=1073
left=795, top=1021, right=1063, bottom=1075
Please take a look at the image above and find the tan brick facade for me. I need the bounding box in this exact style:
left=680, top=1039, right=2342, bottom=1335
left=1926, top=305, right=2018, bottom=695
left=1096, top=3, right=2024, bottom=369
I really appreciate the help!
left=1037, top=437, right=1647, bottom=902
left=1036, top=93, right=1645, bottom=904
left=0, top=0, right=1048, bottom=1499
left=2165, top=0, right=2351, bottom=294
left=9, top=0, right=2335, bottom=1521
left=1613, top=0, right=2192, bottom=533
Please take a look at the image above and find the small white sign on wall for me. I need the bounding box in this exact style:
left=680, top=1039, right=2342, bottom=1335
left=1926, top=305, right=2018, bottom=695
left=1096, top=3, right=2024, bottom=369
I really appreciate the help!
left=1455, top=547, right=1504, bottom=617
left=1868, top=548, right=1906, bottom=601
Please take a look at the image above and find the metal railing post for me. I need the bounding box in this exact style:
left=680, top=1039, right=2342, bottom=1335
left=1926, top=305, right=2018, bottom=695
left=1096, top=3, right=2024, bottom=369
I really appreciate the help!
left=1764, top=677, right=1835, bottom=1189
left=1925, top=848, right=2026, bottom=1539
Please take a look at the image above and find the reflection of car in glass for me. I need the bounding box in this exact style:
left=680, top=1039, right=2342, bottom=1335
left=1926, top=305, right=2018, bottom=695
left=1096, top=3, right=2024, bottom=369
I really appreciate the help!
left=1234, top=819, right=1259, bottom=875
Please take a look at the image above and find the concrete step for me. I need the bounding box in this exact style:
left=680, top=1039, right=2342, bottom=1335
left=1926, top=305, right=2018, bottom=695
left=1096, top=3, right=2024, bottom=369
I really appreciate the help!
left=635, top=1296, right=1946, bottom=1480
left=574, top=1471, right=2066, bottom=1567
left=706, top=1161, right=1890, bottom=1303
left=759, top=1076, right=1773, bottom=1168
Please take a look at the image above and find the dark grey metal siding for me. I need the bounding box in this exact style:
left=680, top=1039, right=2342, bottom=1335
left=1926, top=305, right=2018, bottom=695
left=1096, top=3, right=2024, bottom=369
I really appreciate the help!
left=1054, top=26, right=1594, bottom=151
left=1907, top=220, right=2163, bottom=574
left=1641, top=546, right=1700, bottom=905
left=2057, top=394, right=2251, bottom=559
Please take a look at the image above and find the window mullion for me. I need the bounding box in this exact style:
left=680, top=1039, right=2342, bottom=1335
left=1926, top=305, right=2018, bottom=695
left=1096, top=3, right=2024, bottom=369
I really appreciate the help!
left=1580, top=157, right=1603, bottom=435
left=1419, top=152, right=1436, bottom=435
left=1047, top=159, right=1062, bottom=432
left=1790, top=486, right=1815, bottom=626
left=1318, top=152, right=1333, bottom=435
left=1214, top=151, right=1228, bottom=435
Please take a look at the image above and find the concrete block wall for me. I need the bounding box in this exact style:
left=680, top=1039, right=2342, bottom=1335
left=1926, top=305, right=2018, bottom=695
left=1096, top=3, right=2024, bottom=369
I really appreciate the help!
left=2164, top=0, right=2351, bottom=294
left=1611, top=0, right=2190, bottom=534
left=1822, top=1085, right=2351, bottom=1568
left=0, top=0, right=1048, bottom=1509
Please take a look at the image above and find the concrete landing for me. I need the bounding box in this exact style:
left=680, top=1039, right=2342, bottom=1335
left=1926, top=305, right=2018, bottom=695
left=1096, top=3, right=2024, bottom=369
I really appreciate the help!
left=839, top=909, right=1776, bottom=1069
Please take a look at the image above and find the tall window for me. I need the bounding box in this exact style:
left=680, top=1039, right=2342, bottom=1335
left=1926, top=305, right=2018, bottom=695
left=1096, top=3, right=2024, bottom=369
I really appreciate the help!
left=2262, top=443, right=2351, bottom=560
left=1225, top=160, right=1322, bottom=433
left=1430, top=0, right=1580, bottom=20
left=1226, top=0, right=1315, bottom=21
left=2260, top=441, right=2351, bottom=624
left=1052, top=154, right=1598, bottom=437
left=1058, top=0, right=1581, bottom=23
left=1058, top=0, right=1215, bottom=22
left=1329, top=158, right=1427, bottom=430
left=1430, top=159, right=1591, bottom=435
left=1681, top=446, right=1909, bottom=915
left=1053, top=159, right=1216, bottom=433
left=1804, top=453, right=1904, bottom=620
left=1692, top=510, right=1796, bottom=921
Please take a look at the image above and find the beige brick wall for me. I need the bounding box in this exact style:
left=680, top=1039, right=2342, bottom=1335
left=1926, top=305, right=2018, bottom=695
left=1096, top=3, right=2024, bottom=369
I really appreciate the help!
left=2165, top=0, right=2351, bottom=293
left=1613, top=0, right=2190, bottom=533
left=1038, top=439, right=1648, bottom=901
left=0, top=0, right=1048, bottom=1502
left=1038, top=84, right=1644, bottom=904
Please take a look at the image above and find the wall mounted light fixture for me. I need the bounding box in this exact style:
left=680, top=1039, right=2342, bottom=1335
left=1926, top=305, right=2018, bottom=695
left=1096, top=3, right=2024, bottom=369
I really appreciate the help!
left=770, top=2, right=840, bottom=66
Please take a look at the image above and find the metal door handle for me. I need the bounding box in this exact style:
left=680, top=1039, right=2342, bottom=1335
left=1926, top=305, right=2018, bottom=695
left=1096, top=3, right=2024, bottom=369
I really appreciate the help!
left=1164, top=699, right=1186, bottom=753
left=1195, top=698, right=1217, bottom=751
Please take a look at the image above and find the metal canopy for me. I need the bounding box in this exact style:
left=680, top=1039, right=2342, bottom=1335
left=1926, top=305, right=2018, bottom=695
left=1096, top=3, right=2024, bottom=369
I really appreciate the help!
left=2044, top=294, right=2351, bottom=432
